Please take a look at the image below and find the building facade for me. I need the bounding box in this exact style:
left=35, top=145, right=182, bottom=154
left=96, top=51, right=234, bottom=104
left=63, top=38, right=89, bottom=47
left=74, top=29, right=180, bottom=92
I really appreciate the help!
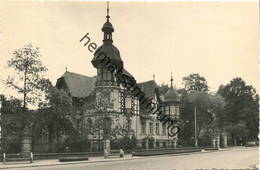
left=56, top=6, right=181, bottom=151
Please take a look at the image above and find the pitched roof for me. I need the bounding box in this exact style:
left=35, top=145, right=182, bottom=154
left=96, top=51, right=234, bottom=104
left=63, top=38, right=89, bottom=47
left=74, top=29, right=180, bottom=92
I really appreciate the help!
left=122, top=68, right=134, bottom=78
left=137, top=80, right=158, bottom=99
left=56, top=71, right=96, bottom=98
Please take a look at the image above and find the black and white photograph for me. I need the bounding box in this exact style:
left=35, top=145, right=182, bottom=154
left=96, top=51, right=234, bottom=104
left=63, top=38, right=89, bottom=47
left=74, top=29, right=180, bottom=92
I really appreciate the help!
left=0, top=0, right=259, bottom=169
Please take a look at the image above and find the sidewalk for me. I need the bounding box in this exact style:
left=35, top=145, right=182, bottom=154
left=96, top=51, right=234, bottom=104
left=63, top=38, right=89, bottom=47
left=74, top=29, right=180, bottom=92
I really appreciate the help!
left=0, top=154, right=139, bottom=169
left=0, top=148, right=235, bottom=169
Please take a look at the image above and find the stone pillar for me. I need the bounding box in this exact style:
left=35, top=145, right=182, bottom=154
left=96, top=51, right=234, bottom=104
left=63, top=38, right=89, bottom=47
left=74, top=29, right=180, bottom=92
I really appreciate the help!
left=21, top=127, right=32, bottom=158
left=223, top=135, right=227, bottom=148
left=153, top=122, right=156, bottom=148
left=153, top=140, right=156, bottom=148
left=173, top=140, right=177, bottom=148
left=90, top=140, right=94, bottom=152
left=216, top=136, right=220, bottom=149
left=145, top=138, right=149, bottom=150
left=212, top=138, right=216, bottom=148
left=103, top=139, right=110, bottom=153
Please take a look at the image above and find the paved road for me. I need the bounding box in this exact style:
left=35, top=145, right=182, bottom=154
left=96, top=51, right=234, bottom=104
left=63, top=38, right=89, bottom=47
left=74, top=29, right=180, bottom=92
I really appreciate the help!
left=6, top=147, right=259, bottom=170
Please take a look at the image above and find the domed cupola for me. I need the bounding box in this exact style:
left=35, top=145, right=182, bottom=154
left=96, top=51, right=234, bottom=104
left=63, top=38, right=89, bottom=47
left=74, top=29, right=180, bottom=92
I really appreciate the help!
left=91, top=2, right=123, bottom=70
left=102, top=17, right=114, bottom=34
left=164, top=73, right=180, bottom=103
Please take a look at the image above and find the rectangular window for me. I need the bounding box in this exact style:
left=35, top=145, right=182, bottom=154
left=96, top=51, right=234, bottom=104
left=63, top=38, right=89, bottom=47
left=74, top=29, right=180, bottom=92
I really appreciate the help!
left=100, top=70, right=103, bottom=79
left=118, top=92, right=122, bottom=112
left=165, top=106, right=170, bottom=115
left=103, top=70, right=107, bottom=80
left=149, top=122, right=153, bottom=135
left=108, top=72, right=112, bottom=81
left=88, top=119, right=92, bottom=133
left=141, top=122, right=146, bottom=134
left=134, top=97, right=139, bottom=115
left=176, top=106, right=179, bottom=116
left=162, top=124, right=167, bottom=135
left=97, top=69, right=101, bottom=80
left=170, top=106, right=175, bottom=115
left=102, top=70, right=112, bottom=81
left=110, top=90, right=119, bottom=111
left=125, top=96, right=132, bottom=109
left=156, top=123, right=159, bottom=135
left=127, top=119, right=132, bottom=131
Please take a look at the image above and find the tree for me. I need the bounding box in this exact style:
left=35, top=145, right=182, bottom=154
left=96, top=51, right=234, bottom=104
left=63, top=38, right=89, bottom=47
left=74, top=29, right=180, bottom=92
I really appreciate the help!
left=182, top=73, right=209, bottom=93
left=6, top=43, right=47, bottom=111
left=217, top=77, right=258, bottom=144
left=179, top=91, right=225, bottom=146
left=0, top=95, right=23, bottom=153
left=36, top=82, right=76, bottom=152
left=5, top=43, right=47, bottom=156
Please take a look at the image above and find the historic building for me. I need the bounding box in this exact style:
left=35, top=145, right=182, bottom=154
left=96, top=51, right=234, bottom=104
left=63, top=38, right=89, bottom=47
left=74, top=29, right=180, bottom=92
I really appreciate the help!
left=56, top=4, right=181, bottom=151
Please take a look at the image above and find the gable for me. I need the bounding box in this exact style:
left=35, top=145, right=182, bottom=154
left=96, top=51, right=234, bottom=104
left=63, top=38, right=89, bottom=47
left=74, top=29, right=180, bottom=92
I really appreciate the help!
left=56, top=71, right=96, bottom=98
left=138, top=80, right=158, bottom=100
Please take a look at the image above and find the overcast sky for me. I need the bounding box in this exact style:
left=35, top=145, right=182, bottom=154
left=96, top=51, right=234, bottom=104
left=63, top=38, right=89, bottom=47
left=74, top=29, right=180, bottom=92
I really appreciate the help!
left=0, top=1, right=258, bottom=98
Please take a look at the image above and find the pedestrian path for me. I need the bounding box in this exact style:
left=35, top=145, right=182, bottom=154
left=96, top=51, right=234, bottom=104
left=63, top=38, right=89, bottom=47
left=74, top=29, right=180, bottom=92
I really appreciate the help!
left=0, top=147, right=238, bottom=169
left=0, top=154, right=139, bottom=169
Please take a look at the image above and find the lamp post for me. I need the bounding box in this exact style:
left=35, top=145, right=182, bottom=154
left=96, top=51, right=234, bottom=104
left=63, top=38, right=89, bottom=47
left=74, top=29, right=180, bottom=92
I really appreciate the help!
left=194, top=105, right=198, bottom=147
left=153, top=116, right=157, bottom=149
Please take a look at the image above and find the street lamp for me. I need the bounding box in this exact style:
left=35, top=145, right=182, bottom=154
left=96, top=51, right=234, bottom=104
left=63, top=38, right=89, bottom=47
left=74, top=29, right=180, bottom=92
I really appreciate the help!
left=194, top=105, right=198, bottom=148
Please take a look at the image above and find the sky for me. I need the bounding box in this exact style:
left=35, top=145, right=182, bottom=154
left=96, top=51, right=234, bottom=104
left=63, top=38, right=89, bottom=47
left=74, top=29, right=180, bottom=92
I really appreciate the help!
left=0, top=1, right=259, bottom=99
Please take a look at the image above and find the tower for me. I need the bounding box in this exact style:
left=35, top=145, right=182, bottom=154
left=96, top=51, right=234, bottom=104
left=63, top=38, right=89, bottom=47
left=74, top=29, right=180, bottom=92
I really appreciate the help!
left=163, top=72, right=181, bottom=147
left=91, top=2, right=123, bottom=88
left=91, top=2, right=124, bottom=152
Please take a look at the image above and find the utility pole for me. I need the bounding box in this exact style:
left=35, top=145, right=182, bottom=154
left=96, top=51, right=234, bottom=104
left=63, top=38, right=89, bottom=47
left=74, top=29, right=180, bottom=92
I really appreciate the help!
left=194, top=105, right=198, bottom=147
left=154, top=121, right=156, bottom=149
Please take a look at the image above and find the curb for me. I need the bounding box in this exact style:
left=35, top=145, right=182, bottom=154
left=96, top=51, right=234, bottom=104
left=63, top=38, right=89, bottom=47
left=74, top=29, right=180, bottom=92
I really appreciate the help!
left=0, top=148, right=234, bottom=169
left=0, top=156, right=139, bottom=169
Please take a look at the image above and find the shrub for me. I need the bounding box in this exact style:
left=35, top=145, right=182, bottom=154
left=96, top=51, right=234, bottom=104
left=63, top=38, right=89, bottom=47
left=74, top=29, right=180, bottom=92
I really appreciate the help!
left=111, top=136, right=137, bottom=150
left=61, top=135, right=89, bottom=152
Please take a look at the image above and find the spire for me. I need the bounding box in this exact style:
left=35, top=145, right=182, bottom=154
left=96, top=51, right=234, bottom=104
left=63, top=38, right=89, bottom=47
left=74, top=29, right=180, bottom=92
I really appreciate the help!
left=92, top=1, right=123, bottom=69
left=65, top=65, right=68, bottom=72
left=170, top=71, right=173, bottom=89
left=102, top=1, right=114, bottom=43
left=164, top=71, right=180, bottom=103
left=153, top=73, right=155, bottom=81
left=106, top=1, right=110, bottom=22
